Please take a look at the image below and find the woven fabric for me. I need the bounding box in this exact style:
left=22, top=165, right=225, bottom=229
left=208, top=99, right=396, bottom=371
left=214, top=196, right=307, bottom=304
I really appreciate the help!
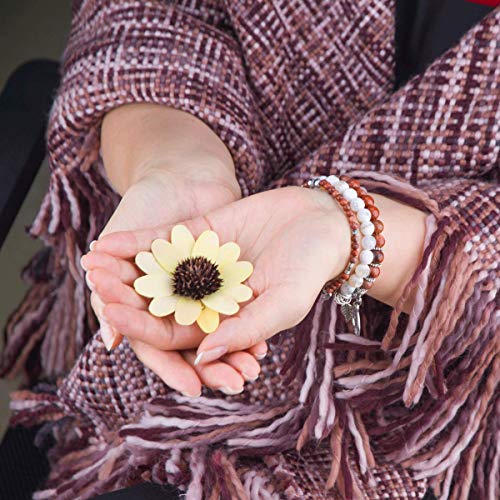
left=2, top=1, right=499, bottom=499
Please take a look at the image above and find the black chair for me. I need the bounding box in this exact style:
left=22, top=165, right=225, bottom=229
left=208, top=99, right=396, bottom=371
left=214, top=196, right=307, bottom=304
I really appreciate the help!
left=0, top=1, right=492, bottom=498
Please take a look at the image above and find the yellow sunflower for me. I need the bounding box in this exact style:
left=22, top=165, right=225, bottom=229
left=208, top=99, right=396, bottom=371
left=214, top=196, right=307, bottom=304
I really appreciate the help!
left=133, top=225, right=253, bottom=333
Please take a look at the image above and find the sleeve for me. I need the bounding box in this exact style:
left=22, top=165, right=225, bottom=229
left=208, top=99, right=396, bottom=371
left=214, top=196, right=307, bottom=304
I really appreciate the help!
left=0, top=0, right=270, bottom=381
left=272, top=8, right=499, bottom=498
left=48, top=0, right=269, bottom=196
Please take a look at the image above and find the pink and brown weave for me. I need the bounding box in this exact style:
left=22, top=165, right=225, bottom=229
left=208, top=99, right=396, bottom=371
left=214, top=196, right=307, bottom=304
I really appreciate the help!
left=1, top=1, right=499, bottom=499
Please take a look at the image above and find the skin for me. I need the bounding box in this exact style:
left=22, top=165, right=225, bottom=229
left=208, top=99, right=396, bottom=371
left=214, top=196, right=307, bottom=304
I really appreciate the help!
left=84, top=103, right=427, bottom=397
left=89, top=103, right=267, bottom=397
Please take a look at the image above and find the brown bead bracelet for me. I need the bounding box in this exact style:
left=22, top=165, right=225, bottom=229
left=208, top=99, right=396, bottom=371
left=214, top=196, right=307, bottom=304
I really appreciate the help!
left=305, top=174, right=385, bottom=334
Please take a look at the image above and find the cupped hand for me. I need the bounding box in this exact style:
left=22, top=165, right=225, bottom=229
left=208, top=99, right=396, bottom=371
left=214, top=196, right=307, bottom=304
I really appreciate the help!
left=84, top=186, right=351, bottom=387
left=85, top=251, right=263, bottom=396
left=84, top=104, right=269, bottom=396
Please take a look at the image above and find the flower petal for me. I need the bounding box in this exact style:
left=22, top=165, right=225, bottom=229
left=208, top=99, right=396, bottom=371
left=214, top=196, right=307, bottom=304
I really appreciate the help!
left=202, top=292, right=239, bottom=315
left=171, top=225, right=195, bottom=260
left=216, top=242, right=241, bottom=267
left=134, top=274, right=173, bottom=298
left=197, top=308, right=220, bottom=334
left=225, top=284, right=253, bottom=303
left=220, top=261, right=253, bottom=287
left=135, top=251, right=165, bottom=275
left=151, top=239, right=182, bottom=273
left=191, top=230, right=219, bottom=261
left=149, top=295, right=179, bottom=317
left=174, top=297, right=202, bottom=325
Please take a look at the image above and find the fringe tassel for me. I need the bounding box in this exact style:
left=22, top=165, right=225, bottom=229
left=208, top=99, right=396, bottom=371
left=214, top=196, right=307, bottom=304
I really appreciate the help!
left=1, top=163, right=118, bottom=381
left=5, top=163, right=497, bottom=500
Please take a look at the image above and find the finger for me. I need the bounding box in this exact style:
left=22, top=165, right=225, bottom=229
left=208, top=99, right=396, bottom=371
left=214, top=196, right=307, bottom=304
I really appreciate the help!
left=81, top=251, right=139, bottom=285
left=183, top=351, right=244, bottom=395
left=129, top=339, right=202, bottom=397
left=91, top=216, right=216, bottom=260
left=195, top=287, right=299, bottom=363
left=90, top=292, right=123, bottom=350
left=103, top=303, right=205, bottom=350
left=247, top=341, right=268, bottom=360
left=221, top=351, right=261, bottom=381
left=87, top=269, right=145, bottom=309
left=91, top=226, right=167, bottom=259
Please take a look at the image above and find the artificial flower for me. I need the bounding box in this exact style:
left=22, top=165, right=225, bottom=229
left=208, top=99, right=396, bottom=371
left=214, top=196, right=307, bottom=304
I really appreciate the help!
left=133, top=225, right=253, bottom=333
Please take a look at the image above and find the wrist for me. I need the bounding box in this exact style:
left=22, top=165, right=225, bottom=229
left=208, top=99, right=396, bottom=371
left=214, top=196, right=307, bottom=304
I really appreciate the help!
left=101, top=103, right=238, bottom=196
left=130, top=154, right=241, bottom=199
left=304, top=187, right=352, bottom=282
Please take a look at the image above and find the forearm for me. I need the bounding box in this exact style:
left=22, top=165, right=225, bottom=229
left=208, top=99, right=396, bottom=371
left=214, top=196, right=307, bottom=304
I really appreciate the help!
left=312, top=188, right=427, bottom=315
left=364, top=194, right=427, bottom=314
left=101, top=103, right=239, bottom=196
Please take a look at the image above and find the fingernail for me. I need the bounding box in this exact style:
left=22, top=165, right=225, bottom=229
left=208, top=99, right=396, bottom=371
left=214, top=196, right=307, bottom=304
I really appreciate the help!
left=217, top=386, right=243, bottom=395
left=89, top=240, right=97, bottom=251
left=255, top=352, right=267, bottom=360
left=80, top=255, right=88, bottom=271
left=93, top=295, right=105, bottom=317
left=242, top=372, right=259, bottom=382
left=100, top=323, right=117, bottom=351
left=194, top=346, right=228, bottom=366
left=181, top=390, right=202, bottom=398
left=85, top=273, right=95, bottom=292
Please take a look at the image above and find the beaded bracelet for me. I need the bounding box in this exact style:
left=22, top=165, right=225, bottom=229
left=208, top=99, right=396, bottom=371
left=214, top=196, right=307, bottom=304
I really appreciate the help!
left=304, top=174, right=385, bottom=335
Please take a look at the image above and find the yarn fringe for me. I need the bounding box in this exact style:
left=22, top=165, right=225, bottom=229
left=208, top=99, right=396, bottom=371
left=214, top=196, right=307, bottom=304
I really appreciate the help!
left=5, top=164, right=498, bottom=500
left=1, top=163, right=118, bottom=382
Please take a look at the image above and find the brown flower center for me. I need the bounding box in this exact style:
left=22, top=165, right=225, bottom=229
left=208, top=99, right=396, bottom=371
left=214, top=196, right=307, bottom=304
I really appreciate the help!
left=173, top=256, right=223, bottom=300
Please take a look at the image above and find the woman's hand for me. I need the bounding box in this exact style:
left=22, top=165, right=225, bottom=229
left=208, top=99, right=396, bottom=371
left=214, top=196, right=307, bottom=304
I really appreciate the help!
left=83, top=103, right=267, bottom=396
left=85, top=186, right=352, bottom=380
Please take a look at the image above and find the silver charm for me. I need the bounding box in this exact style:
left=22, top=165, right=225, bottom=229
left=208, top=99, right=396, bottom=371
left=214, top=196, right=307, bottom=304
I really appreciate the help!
left=332, top=288, right=367, bottom=336
left=347, top=294, right=362, bottom=336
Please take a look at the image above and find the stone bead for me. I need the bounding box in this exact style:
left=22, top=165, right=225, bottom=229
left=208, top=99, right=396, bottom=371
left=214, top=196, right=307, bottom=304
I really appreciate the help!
left=375, top=234, right=386, bottom=247
left=361, top=235, right=376, bottom=250
left=372, top=250, right=384, bottom=263
left=348, top=179, right=361, bottom=189
left=348, top=275, right=364, bottom=288
left=360, top=221, right=375, bottom=236
left=366, top=204, right=380, bottom=219
left=327, top=175, right=340, bottom=185
left=373, top=219, right=384, bottom=234
left=357, top=208, right=372, bottom=223
left=343, top=188, right=358, bottom=202
left=360, top=249, right=374, bottom=264
left=370, top=266, right=381, bottom=278
left=350, top=197, right=365, bottom=212
left=362, top=279, right=374, bottom=289
left=334, top=181, right=350, bottom=194
left=361, top=194, right=374, bottom=205
left=355, top=263, right=371, bottom=278
left=340, top=282, right=356, bottom=296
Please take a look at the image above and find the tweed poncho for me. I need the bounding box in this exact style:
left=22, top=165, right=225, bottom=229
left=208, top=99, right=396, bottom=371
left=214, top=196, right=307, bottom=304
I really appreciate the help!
left=2, top=1, right=499, bottom=498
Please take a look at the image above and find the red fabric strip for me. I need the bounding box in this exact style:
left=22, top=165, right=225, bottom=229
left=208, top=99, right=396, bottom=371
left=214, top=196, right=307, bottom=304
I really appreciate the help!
left=466, top=0, right=499, bottom=6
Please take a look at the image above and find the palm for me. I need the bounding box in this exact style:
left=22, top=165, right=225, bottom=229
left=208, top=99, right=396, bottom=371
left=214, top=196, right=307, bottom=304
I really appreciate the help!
left=101, top=169, right=236, bottom=236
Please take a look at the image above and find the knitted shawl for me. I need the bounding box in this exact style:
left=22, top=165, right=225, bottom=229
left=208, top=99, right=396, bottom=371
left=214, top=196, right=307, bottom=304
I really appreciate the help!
left=2, top=1, right=499, bottom=498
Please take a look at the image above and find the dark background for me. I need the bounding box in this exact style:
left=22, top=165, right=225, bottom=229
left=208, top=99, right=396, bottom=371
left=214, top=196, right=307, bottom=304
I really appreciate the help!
left=0, top=0, right=71, bottom=439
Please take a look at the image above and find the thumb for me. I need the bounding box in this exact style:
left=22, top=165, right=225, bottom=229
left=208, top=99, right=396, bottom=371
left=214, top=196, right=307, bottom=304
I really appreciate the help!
left=194, top=286, right=299, bottom=365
